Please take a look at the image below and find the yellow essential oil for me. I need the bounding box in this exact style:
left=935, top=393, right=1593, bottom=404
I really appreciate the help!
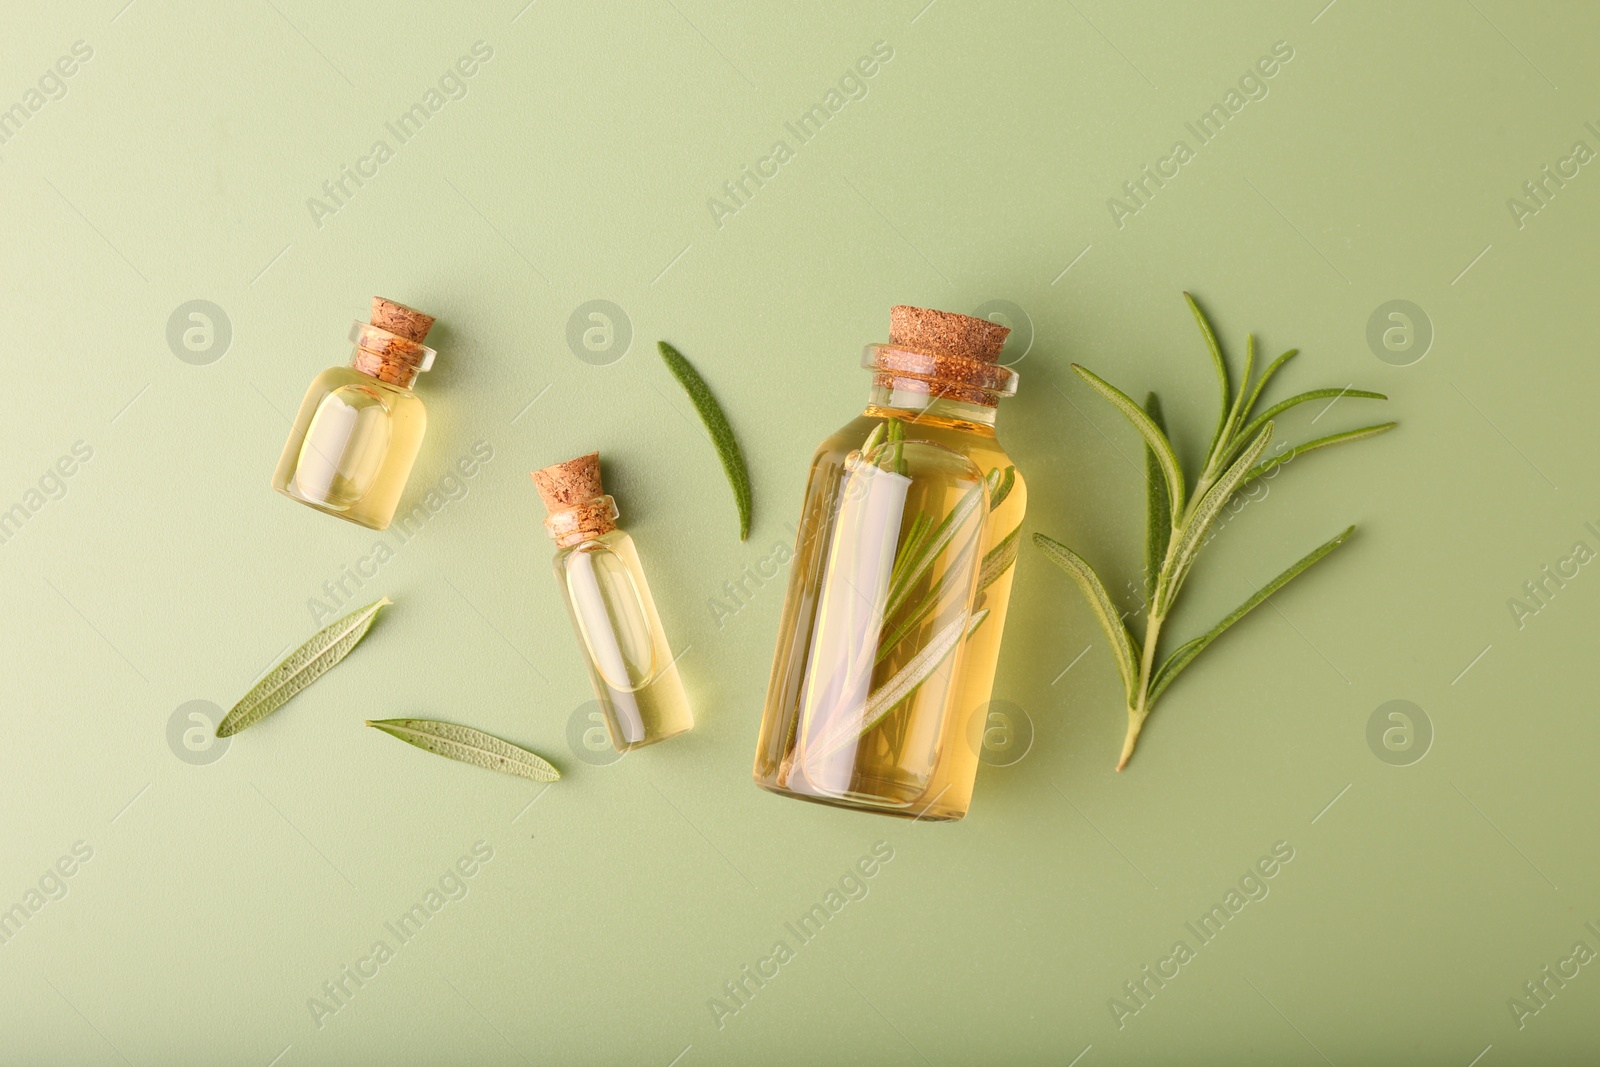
left=534, top=453, right=693, bottom=751
left=753, top=307, right=1027, bottom=821
left=272, top=297, right=437, bottom=531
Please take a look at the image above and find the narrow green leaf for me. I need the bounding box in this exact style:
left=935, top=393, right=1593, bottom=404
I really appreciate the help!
left=1235, top=388, right=1387, bottom=450
left=978, top=524, right=1021, bottom=594
left=1239, top=348, right=1300, bottom=425
left=860, top=420, right=886, bottom=459
left=366, top=719, right=560, bottom=782
left=1244, top=422, right=1398, bottom=484
left=966, top=607, right=991, bottom=639
left=658, top=341, right=752, bottom=540
left=886, top=417, right=908, bottom=475
left=990, top=466, right=1017, bottom=510
left=814, top=609, right=972, bottom=760
left=1149, top=526, right=1356, bottom=704
left=1210, top=333, right=1257, bottom=474
left=875, top=534, right=979, bottom=666
left=891, top=512, right=933, bottom=594
left=1072, top=363, right=1187, bottom=516
left=1033, top=533, right=1140, bottom=699
left=216, top=597, right=390, bottom=737
left=1156, top=423, right=1274, bottom=614
left=1142, top=392, right=1170, bottom=603
left=884, top=478, right=985, bottom=620
left=1185, top=292, right=1232, bottom=464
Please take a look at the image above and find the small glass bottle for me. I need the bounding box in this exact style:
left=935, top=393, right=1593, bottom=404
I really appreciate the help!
left=272, top=297, right=438, bottom=531
left=533, top=452, right=693, bottom=752
left=753, top=306, right=1027, bottom=822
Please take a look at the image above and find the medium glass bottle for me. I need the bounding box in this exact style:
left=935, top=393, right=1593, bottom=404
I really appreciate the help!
left=272, top=297, right=437, bottom=531
left=533, top=452, right=693, bottom=752
left=753, top=306, right=1027, bottom=821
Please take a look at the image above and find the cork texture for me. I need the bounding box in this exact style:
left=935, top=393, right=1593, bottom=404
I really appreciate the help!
left=532, top=452, right=604, bottom=510
left=889, top=305, right=1009, bottom=362
left=873, top=305, right=1017, bottom=407
left=370, top=297, right=436, bottom=343
left=352, top=297, right=437, bottom=387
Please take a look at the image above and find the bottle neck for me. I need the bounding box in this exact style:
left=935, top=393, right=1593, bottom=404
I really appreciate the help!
left=350, top=348, right=420, bottom=388
left=864, top=384, right=998, bottom=431
left=347, top=321, right=434, bottom=389
left=544, top=495, right=620, bottom=548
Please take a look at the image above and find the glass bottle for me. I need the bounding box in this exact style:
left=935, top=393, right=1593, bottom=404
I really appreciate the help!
left=271, top=297, right=437, bottom=531
left=753, top=306, right=1027, bottom=822
left=533, top=452, right=693, bottom=752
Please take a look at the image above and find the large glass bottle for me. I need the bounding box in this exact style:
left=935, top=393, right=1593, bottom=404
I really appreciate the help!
left=753, top=306, right=1027, bottom=821
left=533, top=452, right=693, bottom=752
left=272, top=297, right=437, bottom=531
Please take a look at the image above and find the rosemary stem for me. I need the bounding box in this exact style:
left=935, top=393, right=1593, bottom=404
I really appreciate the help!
left=1121, top=606, right=1165, bottom=771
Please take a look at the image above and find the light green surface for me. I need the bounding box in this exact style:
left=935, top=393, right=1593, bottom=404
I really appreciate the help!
left=2, top=1, right=1597, bottom=1063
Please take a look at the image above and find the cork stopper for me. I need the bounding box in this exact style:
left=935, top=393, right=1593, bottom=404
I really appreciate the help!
left=350, top=297, right=438, bottom=387
left=867, top=305, right=1018, bottom=407
left=369, top=297, right=435, bottom=343
left=531, top=452, right=618, bottom=546
left=532, top=452, right=603, bottom=510
left=888, top=306, right=1009, bottom=363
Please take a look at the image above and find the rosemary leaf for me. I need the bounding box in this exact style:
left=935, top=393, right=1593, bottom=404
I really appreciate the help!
left=658, top=341, right=752, bottom=540
left=1235, top=388, right=1387, bottom=449
left=814, top=609, right=970, bottom=760
left=1033, top=533, right=1140, bottom=699
left=1239, top=347, right=1300, bottom=424
left=1244, top=422, right=1398, bottom=484
left=1149, top=525, right=1355, bottom=703
left=216, top=597, right=389, bottom=737
left=1142, top=392, right=1170, bottom=602
left=883, top=477, right=985, bottom=620
left=990, top=466, right=1017, bottom=509
left=1072, top=363, right=1187, bottom=516
left=366, top=718, right=560, bottom=782
left=966, top=607, right=991, bottom=639
left=875, top=533, right=980, bottom=666
left=978, top=524, right=1021, bottom=594
left=1156, top=422, right=1275, bottom=615
left=1185, top=291, right=1233, bottom=465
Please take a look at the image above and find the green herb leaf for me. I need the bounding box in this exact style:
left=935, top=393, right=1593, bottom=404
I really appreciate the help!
left=1157, top=422, right=1274, bottom=614
left=1244, top=422, right=1398, bottom=484
left=884, top=477, right=985, bottom=620
left=1072, top=363, right=1188, bottom=516
left=1149, top=526, right=1355, bottom=704
left=1033, top=533, right=1140, bottom=699
left=966, top=607, right=991, bottom=639
left=1142, top=392, right=1170, bottom=602
left=366, top=718, right=560, bottom=782
left=216, top=597, right=390, bottom=737
left=1239, top=347, right=1300, bottom=424
left=876, top=534, right=981, bottom=665
left=658, top=341, right=752, bottom=540
left=815, top=609, right=971, bottom=760
left=989, top=466, right=1017, bottom=509
left=978, top=523, right=1021, bottom=594
left=1210, top=333, right=1257, bottom=474
left=1043, top=292, right=1395, bottom=770
left=1185, top=291, right=1232, bottom=466
left=1235, top=388, right=1387, bottom=450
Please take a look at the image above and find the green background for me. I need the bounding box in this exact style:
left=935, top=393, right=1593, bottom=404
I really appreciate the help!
left=2, top=0, right=1596, bottom=1063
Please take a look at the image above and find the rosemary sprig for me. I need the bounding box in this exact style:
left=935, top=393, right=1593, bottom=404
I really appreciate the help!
left=366, top=718, right=560, bottom=782
left=658, top=341, right=752, bottom=540
left=1035, top=292, right=1395, bottom=770
left=216, top=597, right=390, bottom=737
left=820, top=418, right=1021, bottom=749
